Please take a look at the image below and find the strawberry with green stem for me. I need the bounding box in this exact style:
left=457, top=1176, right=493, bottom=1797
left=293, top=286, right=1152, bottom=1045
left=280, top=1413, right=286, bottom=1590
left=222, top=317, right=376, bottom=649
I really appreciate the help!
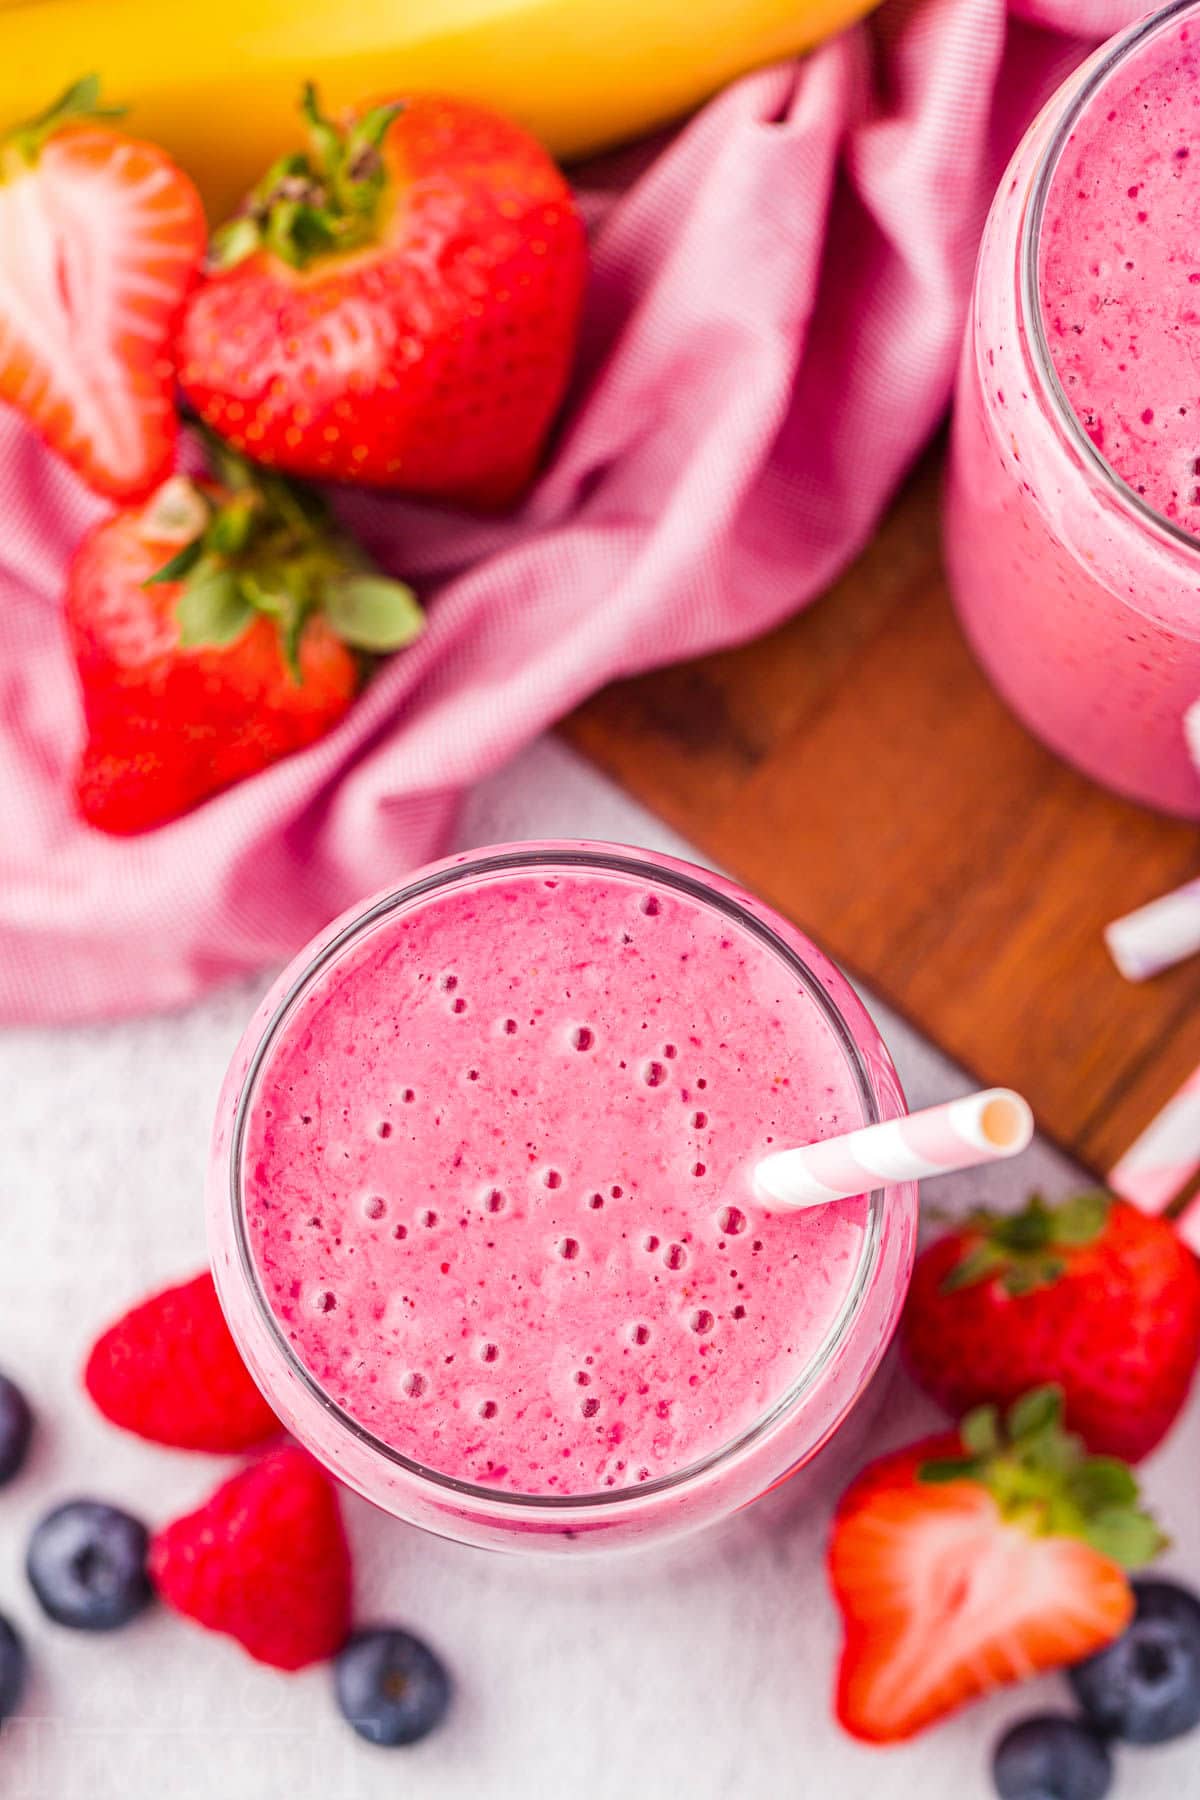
left=68, top=435, right=423, bottom=834
left=901, top=1190, right=1200, bottom=1462
left=0, top=75, right=205, bottom=499
left=829, top=1387, right=1164, bottom=1743
left=179, top=86, right=587, bottom=509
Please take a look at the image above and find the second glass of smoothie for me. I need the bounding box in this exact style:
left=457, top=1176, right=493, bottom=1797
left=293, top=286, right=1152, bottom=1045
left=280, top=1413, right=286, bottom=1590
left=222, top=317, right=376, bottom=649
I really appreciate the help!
left=208, top=843, right=917, bottom=1554
left=945, top=0, right=1200, bottom=817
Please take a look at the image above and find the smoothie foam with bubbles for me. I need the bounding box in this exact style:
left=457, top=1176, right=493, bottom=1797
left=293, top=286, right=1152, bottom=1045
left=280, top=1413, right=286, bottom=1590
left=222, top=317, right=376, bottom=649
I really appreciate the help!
left=241, top=862, right=871, bottom=1497
left=1038, top=12, right=1200, bottom=528
left=945, top=1, right=1200, bottom=816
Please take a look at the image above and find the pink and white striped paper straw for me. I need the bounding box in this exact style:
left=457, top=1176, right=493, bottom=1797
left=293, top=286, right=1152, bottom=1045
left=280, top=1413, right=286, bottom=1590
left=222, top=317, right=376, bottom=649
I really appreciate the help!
left=1104, top=877, right=1200, bottom=982
left=754, top=1089, right=1034, bottom=1210
left=1175, top=1195, right=1200, bottom=1258
left=1109, top=1061, right=1200, bottom=1218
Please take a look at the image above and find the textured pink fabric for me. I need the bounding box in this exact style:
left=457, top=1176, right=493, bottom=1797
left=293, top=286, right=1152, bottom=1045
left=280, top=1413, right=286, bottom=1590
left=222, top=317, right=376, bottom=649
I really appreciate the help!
left=0, top=0, right=1146, bottom=1022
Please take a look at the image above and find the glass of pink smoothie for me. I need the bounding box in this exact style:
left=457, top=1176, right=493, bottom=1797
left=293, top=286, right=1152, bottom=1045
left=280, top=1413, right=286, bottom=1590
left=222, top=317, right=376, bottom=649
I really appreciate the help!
left=945, top=0, right=1200, bottom=817
left=207, top=843, right=917, bottom=1554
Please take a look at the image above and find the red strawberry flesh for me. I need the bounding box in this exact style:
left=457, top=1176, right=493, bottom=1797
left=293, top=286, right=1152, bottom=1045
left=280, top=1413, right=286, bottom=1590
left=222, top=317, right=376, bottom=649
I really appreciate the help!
left=828, top=1392, right=1161, bottom=1743
left=0, top=83, right=204, bottom=499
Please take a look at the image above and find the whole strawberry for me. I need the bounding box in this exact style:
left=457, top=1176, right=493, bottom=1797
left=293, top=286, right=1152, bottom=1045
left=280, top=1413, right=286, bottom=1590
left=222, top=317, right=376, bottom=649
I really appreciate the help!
left=901, top=1190, right=1200, bottom=1462
left=68, top=445, right=422, bottom=834
left=179, top=87, right=587, bottom=509
left=85, top=1271, right=278, bottom=1453
left=150, top=1447, right=351, bottom=1670
left=829, top=1387, right=1162, bottom=1743
left=0, top=76, right=204, bottom=499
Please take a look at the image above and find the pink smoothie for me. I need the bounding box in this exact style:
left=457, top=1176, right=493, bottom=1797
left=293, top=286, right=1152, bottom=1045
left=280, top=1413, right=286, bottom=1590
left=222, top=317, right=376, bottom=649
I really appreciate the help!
left=1039, top=14, right=1200, bottom=529
left=240, top=863, right=871, bottom=1497
left=944, top=3, right=1200, bottom=817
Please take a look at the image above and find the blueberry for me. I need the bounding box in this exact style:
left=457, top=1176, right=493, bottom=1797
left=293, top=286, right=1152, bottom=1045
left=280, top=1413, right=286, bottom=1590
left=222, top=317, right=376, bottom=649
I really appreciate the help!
left=0, top=1372, right=32, bottom=1486
left=1069, top=1578, right=1200, bottom=1745
left=992, top=1715, right=1112, bottom=1800
left=0, top=1614, right=26, bottom=1726
left=334, top=1627, right=451, bottom=1747
left=27, top=1500, right=152, bottom=1631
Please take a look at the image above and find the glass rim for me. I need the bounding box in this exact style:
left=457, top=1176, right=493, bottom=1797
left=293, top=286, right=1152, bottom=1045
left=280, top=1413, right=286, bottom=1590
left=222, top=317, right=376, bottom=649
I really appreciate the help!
left=226, top=841, right=897, bottom=1514
left=1020, top=0, right=1200, bottom=558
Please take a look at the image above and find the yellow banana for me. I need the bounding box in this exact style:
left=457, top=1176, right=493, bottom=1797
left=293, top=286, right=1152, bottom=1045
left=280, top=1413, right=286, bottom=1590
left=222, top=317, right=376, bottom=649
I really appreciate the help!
left=0, top=0, right=879, bottom=216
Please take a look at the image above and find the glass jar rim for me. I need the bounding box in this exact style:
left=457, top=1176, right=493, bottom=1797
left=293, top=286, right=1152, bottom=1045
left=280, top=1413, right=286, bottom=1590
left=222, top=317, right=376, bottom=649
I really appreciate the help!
left=1020, top=0, right=1200, bottom=557
left=225, top=841, right=896, bottom=1514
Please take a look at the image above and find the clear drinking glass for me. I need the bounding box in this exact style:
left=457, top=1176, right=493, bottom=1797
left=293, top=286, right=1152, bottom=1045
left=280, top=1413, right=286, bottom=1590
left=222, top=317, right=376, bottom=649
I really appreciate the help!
left=944, top=0, right=1200, bottom=818
left=208, top=842, right=917, bottom=1554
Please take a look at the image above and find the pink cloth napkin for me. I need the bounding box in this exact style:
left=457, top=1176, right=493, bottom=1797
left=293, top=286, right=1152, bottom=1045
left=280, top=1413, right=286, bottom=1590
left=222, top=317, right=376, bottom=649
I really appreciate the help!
left=0, top=0, right=1145, bottom=1023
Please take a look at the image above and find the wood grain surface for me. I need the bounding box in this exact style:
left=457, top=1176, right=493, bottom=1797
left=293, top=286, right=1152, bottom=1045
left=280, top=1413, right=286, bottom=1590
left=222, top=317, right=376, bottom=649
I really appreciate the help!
left=562, top=453, right=1200, bottom=1179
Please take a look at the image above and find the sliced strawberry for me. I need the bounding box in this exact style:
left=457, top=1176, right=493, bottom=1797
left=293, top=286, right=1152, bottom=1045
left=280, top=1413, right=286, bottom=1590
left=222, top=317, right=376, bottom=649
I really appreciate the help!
left=829, top=1389, right=1163, bottom=1743
left=0, top=76, right=205, bottom=500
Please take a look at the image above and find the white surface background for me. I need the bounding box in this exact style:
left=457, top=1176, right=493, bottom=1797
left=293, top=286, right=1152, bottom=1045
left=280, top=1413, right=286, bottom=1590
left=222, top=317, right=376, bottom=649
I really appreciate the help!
left=3, top=736, right=1199, bottom=1800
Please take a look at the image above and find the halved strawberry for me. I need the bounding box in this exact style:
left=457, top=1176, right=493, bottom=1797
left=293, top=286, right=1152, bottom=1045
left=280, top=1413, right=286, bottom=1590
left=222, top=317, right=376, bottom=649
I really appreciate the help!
left=829, top=1388, right=1163, bottom=1743
left=0, top=75, right=205, bottom=500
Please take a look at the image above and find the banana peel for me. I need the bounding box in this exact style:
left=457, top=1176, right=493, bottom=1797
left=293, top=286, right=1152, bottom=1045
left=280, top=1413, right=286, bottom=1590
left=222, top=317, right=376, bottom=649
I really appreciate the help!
left=0, top=0, right=882, bottom=216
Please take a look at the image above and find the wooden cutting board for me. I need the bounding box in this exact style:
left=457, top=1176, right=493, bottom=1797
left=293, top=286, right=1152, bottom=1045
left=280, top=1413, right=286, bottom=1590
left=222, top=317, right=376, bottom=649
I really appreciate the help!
left=562, top=450, right=1200, bottom=1182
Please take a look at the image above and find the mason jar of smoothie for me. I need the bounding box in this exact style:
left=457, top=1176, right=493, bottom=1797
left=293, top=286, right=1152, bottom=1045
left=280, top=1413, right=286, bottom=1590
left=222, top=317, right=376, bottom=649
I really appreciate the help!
left=207, top=843, right=917, bottom=1554
left=945, top=0, right=1200, bottom=817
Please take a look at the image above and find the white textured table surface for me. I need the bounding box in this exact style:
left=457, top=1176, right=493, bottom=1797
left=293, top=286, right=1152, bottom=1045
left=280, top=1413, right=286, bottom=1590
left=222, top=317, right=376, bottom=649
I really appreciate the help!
left=3, top=737, right=1199, bottom=1800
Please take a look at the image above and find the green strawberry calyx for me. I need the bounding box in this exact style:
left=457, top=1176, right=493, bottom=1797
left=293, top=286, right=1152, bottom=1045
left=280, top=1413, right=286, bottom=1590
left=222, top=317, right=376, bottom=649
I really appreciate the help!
left=919, top=1386, right=1165, bottom=1569
left=141, top=439, right=423, bottom=675
left=209, top=83, right=404, bottom=272
left=940, top=1189, right=1112, bottom=1297
left=2, top=74, right=125, bottom=174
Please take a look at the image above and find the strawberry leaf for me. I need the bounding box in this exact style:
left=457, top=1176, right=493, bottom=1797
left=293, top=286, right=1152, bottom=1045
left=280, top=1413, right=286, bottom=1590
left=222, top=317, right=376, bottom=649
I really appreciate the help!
left=960, top=1404, right=1001, bottom=1457
left=300, top=81, right=342, bottom=178
left=1003, top=1259, right=1065, bottom=1297
left=5, top=74, right=126, bottom=166
left=942, top=1190, right=1113, bottom=1296
left=209, top=216, right=260, bottom=270
left=917, top=1458, right=981, bottom=1485
left=995, top=1194, right=1057, bottom=1252
left=1052, top=1190, right=1111, bottom=1245
left=324, top=576, right=423, bottom=653
left=1082, top=1510, right=1168, bottom=1570
left=145, top=540, right=206, bottom=587
left=210, top=85, right=404, bottom=273
left=1067, top=1458, right=1138, bottom=1510
left=207, top=498, right=258, bottom=558
left=1007, top=1385, right=1064, bottom=1440
left=941, top=1241, right=1008, bottom=1292
left=176, top=568, right=255, bottom=648
left=348, top=99, right=405, bottom=159
left=918, top=1384, right=1163, bottom=1570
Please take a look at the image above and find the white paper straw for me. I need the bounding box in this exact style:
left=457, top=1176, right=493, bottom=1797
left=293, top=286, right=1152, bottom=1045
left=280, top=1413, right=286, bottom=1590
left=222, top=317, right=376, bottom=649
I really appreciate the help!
left=1105, top=878, right=1200, bottom=981
left=754, top=1088, right=1034, bottom=1211
left=1109, top=1061, right=1200, bottom=1216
